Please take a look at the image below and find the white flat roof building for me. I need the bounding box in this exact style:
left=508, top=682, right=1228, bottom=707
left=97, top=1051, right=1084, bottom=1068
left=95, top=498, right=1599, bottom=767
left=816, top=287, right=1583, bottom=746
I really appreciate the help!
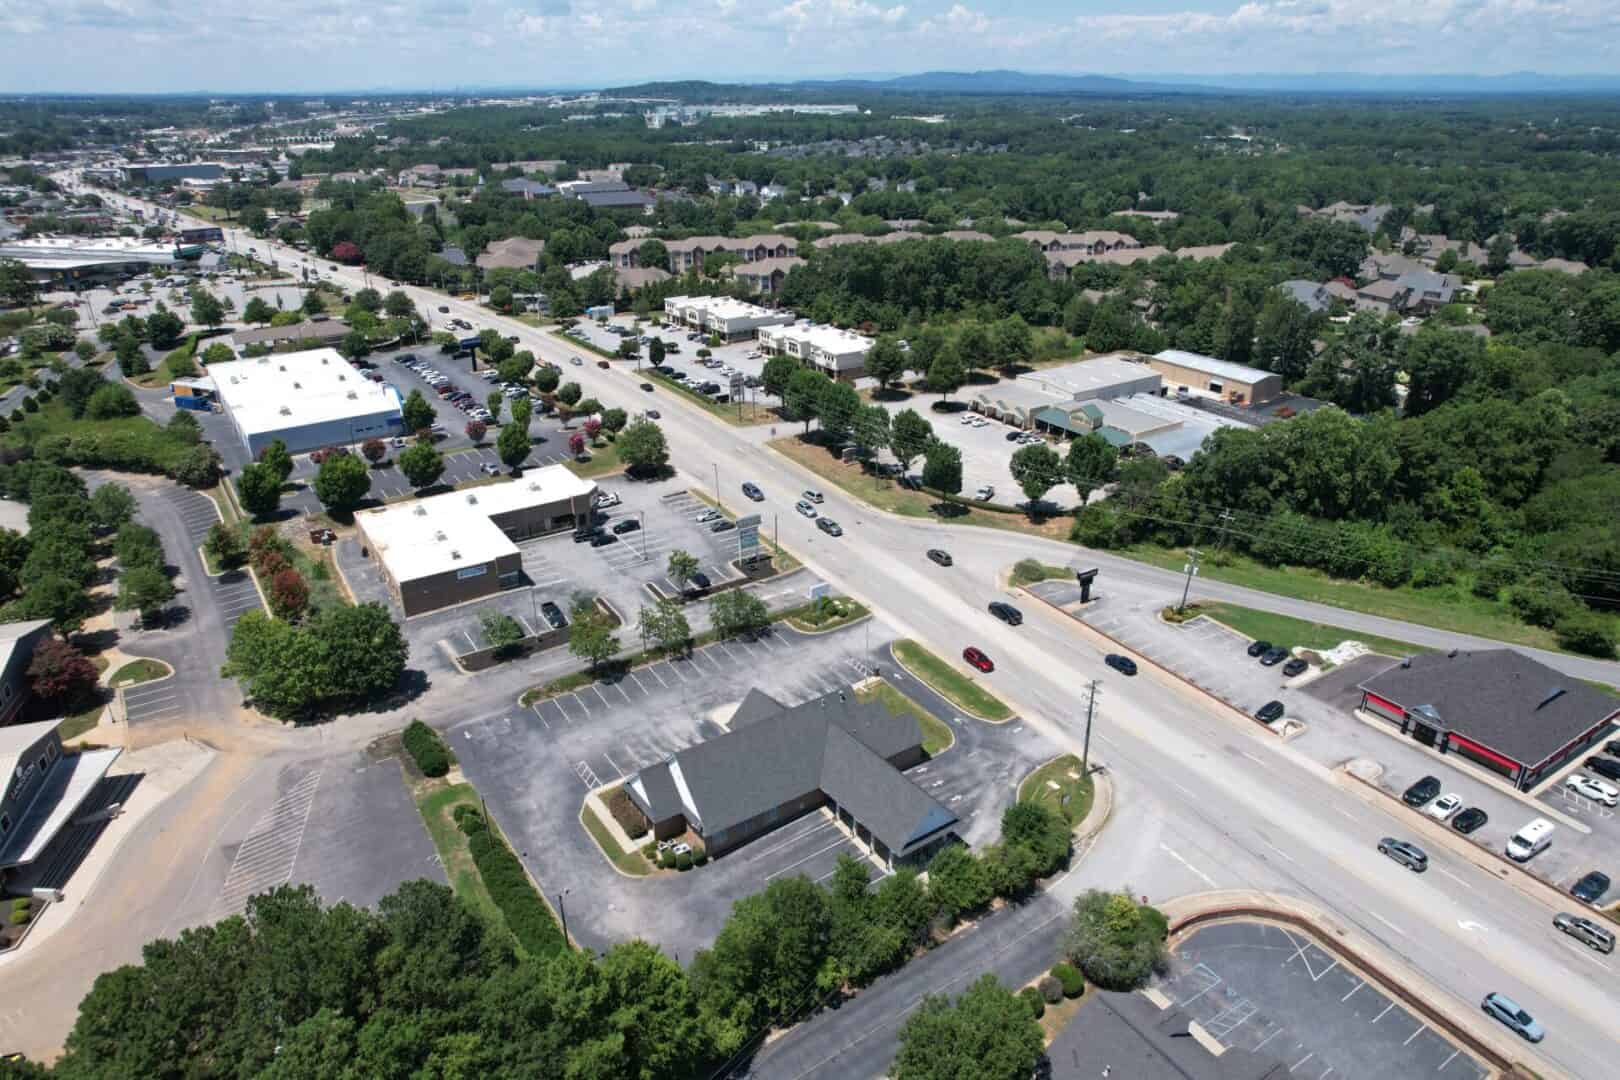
left=210, top=348, right=404, bottom=456
left=1014, top=354, right=1162, bottom=401
left=663, top=295, right=795, bottom=340
left=757, top=322, right=875, bottom=379
left=358, top=493, right=521, bottom=587
left=0, top=236, right=181, bottom=283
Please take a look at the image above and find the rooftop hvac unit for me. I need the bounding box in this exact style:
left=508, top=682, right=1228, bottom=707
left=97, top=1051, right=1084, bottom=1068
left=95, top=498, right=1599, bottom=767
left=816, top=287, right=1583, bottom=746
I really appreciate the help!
left=413, top=505, right=428, bottom=516
left=321, top=356, right=329, bottom=364
left=450, top=550, right=461, bottom=560
left=293, top=382, right=301, bottom=389
left=465, top=493, right=478, bottom=504
left=434, top=530, right=447, bottom=541
left=346, top=390, right=357, bottom=399
left=278, top=365, right=286, bottom=371
left=279, top=405, right=291, bottom=416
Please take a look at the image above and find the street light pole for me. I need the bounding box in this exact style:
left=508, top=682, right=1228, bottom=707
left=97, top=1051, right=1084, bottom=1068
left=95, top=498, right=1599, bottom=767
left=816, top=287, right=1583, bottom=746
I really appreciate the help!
left=1080, top=679, right=1100, bottom=778
left=713, top=462, right=721, bottom=510
left=1178, top=548, right=1201, bottom=614
left=556, top=889, right=571, bottom=946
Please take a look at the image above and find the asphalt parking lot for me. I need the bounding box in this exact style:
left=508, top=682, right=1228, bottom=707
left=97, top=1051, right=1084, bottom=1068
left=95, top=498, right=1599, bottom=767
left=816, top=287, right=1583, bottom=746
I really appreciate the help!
left=204, top=750, right=442, bottom=923
left=160, top=485, right=265, bottom=631
left=1160, top=921, right=1487, bottom=1079
left=870, top=395, right=1084, bottom=506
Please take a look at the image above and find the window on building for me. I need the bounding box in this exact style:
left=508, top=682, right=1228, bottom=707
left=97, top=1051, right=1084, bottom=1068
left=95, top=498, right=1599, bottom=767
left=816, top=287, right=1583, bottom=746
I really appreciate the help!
left=1208, top=380, right=1224, bottom=394
left=0, top=814, right=10, bottom=835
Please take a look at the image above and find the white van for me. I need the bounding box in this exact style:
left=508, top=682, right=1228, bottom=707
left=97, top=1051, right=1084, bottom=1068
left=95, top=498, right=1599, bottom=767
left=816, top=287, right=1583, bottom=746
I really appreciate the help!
left=1505, top=818, right=1555, bottom=862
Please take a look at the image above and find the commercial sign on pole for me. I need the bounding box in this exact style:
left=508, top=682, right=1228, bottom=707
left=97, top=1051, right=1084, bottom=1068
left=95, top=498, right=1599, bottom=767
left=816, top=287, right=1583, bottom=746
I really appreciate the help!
left=735, top=513, right=763, bottom=561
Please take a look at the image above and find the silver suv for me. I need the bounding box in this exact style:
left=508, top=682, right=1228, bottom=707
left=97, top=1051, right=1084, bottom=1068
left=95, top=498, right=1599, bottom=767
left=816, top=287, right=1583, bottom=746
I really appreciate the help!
left=1553, top=912, right=1615, bottom=953
left=1377, top=838, right=1428, bottom=872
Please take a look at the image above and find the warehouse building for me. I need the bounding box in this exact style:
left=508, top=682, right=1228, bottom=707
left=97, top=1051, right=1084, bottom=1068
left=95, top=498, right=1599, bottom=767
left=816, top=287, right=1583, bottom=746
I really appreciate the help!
left=356, top=466, right=597, bottom=616
left=1358, top=649, right=1620, bottom=792
left=663, top=296, right=795, bottom=341
left=625, top=688, right=957, bottom=865
left=1150, top=349, right=1283, bottom=406
left=0, top=237, right=182, bottom=286
left=210, top=348, right=404, bottom=456
left=120, top=162, right=226, bottom=186
left=1015, top=355, right=1162, bottom=402
left=756, top=321, right=874, bottom=380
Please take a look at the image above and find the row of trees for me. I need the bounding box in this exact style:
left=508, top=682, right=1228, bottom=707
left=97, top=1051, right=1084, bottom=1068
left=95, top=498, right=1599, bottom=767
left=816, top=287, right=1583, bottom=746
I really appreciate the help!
left=222, top=602, right=407, bottom=719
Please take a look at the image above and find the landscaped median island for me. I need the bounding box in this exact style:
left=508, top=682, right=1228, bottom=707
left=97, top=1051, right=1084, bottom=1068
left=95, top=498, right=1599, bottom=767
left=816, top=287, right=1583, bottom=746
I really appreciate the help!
left=891, top=639, right=1014, bottom=721
left=1018, top=754, right=1095, bottom=827
left=108, top=657, right=171, bottom=686
left=1174, top=600, right=1426, bottom=662
left=581, top=799, right=654, bottom=876
left=1009, top=557, right=1072, bottom=587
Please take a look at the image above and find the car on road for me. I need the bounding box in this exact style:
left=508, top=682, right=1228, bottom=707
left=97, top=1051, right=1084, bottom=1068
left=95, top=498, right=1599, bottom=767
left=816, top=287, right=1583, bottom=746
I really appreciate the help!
left=539, top=601, right=567, bottom=630
left=1104, top=654, right=1137, bottom=676
left=742, top=482, right=764, bottom=501
left=1258, top=646, right=1289, bottom=666
left=802, top=489, right=824, bottom=503
left=926, top=549, right=953, bottom=566
left=1451, top=807, right=1488, bottom=834
left=641, top=382, right=654, bottom=391
left=1481, top=993, right=1543, bottom=1042
left=1401, top=775, right=1441, bottom=807
left=645, top=409, right=660, bottom=419
left=611, top=519, right=640, bottom=535
left=590, top=533, right=617, bottom=547
left=816, top=518, right=843, bottom=537
left=1553, top=911, right=1615, bottom=953
left=1281, top=657, right=1308, bottom=677
left=1255, top=700, right=1285, bottom=723
left=795, top=500, right=818, bottom=518
left=570, top=356, right=583, bottom=366
left=1565, top=773, right=1620, bottom=807
left=963, top=646, right=994, bottom=673
left=988, top=601, right=1023, bottom=626
left=1582, top=756, right=1620, bottom=783
left=1377, top=838, right=1428, bottom=872
left=437, top=305, right=449, bottom=313
left=1571, top=870, right=1610, bottom=905
left=1425, top=793, right=1463, bottom=821
left=1246, top=639, right=1272, bottom=658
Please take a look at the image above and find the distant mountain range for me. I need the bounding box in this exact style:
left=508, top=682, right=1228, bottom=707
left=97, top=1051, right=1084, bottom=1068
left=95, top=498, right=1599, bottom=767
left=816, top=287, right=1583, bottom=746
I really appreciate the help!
left=792, top=70, right=1215, bottom=95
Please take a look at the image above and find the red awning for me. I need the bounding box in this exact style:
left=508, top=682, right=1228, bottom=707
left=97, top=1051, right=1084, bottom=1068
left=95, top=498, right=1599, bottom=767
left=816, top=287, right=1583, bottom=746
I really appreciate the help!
left=1448, top=733, right=1521, bottom=770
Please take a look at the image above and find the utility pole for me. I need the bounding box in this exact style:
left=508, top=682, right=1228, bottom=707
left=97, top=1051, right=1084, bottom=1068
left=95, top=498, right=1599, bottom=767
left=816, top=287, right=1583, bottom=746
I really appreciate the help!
left=1214, top=509, right=1234, bottom=551
left=1080, top=679, right=1099, bottom=778
left=1179, top=548, right=1201, bottom=614
left=713, top=462, right=721, bottom=510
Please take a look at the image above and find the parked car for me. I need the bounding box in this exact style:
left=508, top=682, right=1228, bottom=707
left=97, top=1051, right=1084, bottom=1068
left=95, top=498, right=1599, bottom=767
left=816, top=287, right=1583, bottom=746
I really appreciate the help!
left=1582, top=756, right=1620, bottom=783
left=988, top=601, right=1023, bottom=626
left=1481, top=993, right=1543, bottom=1042
left=1246, top=639, right=1272, bottom=658
left=710, top=519, right=736, bottom=533
left=816, top=518, right=843, bottom=537
left=645, top=409, right=660, bottom=419
left=1605, top=740, right=1620, bottom=758
left=437, top=305, right=449, bottom=313
left=695, top=509, right=721, bottom=523
left=795, top=500, right=818, bottom=518
left=611, top=519, right=640, bottom=535
left=963, top=646, right=994, bottom=673
left=742, top=482, right=763, bottom=501
left=641, top=382, right=655, bottom=392
left=1452, top=807, right=1488, bottom=834
left=590, top=533, right=618, bottom=547
left=1281, top=657, right=1308, bottom=677
left=1104, top=654, right=1137, bottom=676
left=539, top=601, right=566, bottom=630
left=1565, top=773, right=1620, bottom=807
left=480, top=463, right=500, bottom=476
left=974, top=485, right=995, bottom=501
left=1258, top=647, right=1289, bottom=666
left=1553, top=911, right=1615, bottom=953
left=572, top=525, right=600, bottom=543
left=1255, top=700, right=1285, bottom=723
left=926, top=549, right=953, bottom=567
left=1377, top=838, right=1429, bottom=872
left=570, top=356, right=583, bottom=366
left=1425, top=793, right=1463, bottom=821
left=595, top=492, right=621, bottom=508
left=1571, top=870, right=1611, bottom=904
left=1401, top=775, right=1441, bottom=807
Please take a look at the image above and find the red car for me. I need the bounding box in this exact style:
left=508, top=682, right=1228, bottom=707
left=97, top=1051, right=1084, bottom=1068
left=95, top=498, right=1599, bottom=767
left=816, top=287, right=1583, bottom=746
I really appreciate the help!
left=963, top=646, right=994, bottom=673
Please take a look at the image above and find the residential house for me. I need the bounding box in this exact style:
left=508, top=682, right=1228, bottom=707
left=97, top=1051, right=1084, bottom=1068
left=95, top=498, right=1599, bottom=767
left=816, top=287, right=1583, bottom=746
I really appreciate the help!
left=475, top=236, right=546, bottom=273
left=1014, top=229, right=1142, bottom=255
left=1280, top=280, right=1331, bottom=313
left=731, top=256, right=805, bottom=296
left=621, top=234, right=799, bottom=273
left=613, top=267, right=671, bottom=296
left=1300, top=201, right=1392, bottom=234
left=623, top=688, right=957, bottom=866
left=936, top=229, right=994, bottom=243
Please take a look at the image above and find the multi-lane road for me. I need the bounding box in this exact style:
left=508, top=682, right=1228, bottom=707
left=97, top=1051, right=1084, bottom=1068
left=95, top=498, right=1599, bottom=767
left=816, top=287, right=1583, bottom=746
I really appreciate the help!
left=70, top=184, right=1620, bottom=1076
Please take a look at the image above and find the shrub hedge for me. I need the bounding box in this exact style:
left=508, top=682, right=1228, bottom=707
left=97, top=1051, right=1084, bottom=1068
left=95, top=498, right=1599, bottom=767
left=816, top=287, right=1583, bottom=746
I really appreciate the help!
left=456, top=809, right=566, bottom=957
left=1038, top=975, right=1063, bottom=1004
left=402, top=720, right=451, bottom=777
left=1052, top=961, right=1085, bottom=998
left=1018, top=986, right=1045, bottom=1019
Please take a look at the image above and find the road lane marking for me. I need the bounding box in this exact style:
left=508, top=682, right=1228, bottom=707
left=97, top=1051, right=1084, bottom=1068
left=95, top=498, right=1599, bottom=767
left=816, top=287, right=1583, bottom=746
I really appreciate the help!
left=1369, top=911, right=1406, bottom=936
left=1159, top=842, right=1218, bottom=889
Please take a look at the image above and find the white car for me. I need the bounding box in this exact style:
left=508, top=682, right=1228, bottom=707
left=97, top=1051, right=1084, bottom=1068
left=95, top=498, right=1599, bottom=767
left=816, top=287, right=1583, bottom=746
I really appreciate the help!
left=1566, top=774, right=1620, bottom=807
left=795, top=500, right=818, bottom=519
left=975, top=485, right=995, bottom=501
left=595, top=492, right=621, bottom=508
left=1425, top=793, right=1463, bottom=821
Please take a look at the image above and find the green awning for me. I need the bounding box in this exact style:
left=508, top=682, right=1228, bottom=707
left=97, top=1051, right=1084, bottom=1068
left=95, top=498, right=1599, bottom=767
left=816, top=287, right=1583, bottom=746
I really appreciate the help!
left=1032, top=406, right=1090, bottom=436
left=1097, top=426, right=1132, bottom=447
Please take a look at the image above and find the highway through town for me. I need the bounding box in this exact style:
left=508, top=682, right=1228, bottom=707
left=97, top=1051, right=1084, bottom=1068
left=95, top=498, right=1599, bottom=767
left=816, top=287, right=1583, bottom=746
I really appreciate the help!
left=79, top=187, right=1620, bottom=1077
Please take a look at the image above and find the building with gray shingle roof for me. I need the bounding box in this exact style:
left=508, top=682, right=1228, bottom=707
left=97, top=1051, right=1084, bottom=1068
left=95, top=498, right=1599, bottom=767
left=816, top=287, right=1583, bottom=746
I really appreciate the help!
left=624, top=688, right=957, bottom=865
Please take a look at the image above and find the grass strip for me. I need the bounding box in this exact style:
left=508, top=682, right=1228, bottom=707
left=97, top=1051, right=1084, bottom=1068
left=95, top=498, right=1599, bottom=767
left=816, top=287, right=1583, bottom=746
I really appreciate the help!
left=414, top=783, right=506, bottom=932
left=109, top=658, right=170, bottom=685
left=459, top=807, right=567, bottom=957
left=581, top=803, right=653, bottom=876
left=1197, top=601, right=1427, bottom=660
left=855, top=678, right=955, bottom=756
left=892, top=639, right=1013, bottom=721
left=1018, top=754, right=1095, bottom=826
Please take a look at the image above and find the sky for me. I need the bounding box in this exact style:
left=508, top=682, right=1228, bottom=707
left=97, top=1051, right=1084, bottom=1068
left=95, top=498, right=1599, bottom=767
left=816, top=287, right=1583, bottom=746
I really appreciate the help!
left=3, top=0, right=1620, bottom=94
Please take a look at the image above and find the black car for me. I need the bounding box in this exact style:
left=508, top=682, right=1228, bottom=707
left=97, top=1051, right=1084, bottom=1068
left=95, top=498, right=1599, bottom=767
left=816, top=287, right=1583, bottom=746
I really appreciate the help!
left=1005, top=431, right=1022, bottom=442
left=1402, top=775, right=1442, bottom=807
left=437, top=305, right=449, bottom=313
left=572, top=524, right=600, bottom=543
left=641, top=382, right=654, bottom=391
left=710, top=519, right=736, bottom=533
left=927, top=549, right=953, bottom=567
left=611, top=519, right=640, bottom=535
left=1452, top=807, right=1489, bottom=834
left=1571, top=871, right=1611, bottom=905
left=539, top=601, right=566, bottom=630
left=1246, top=639, right=1272, bottom=658
left=1606, top=740, right=1620, bottom=758
left=742, top=482, right=763, bottom=501
left=590, top=533, right=618, bottom=548
left=1105, top=654, right=1138, bottom=676
left=1281, top=657, right=1309, bottom=677
left=1256, top=700, right=1284, bottom=723
left=686, top=571, right=711, bottom=593
left=1259, top=647, right=1289, bottom=666
left=1583, top=756, right=1620, bottom=783
left=988, top=602, right=1023, bottom=626
left=646, top=409, right=660, bottom=419
left=656, top=365, right=676, bottom=375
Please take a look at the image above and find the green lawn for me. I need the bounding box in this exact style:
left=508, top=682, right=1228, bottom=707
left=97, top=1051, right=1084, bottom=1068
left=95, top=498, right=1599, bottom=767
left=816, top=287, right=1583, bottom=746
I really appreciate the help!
left=414, top=782, right=507, bottom=931
left=784, top=596, right=870, bottom=633
left=2, top=398, right=197, bottom=474
left=1018, top=754, right=1095, bottom=826
left=856, top=679, right=955, bottom=756
left=563, top=438, right=625, bottom=480
left=892, top=639, right=1014, bottom=721
left=130, top=338, right=200, bottom=389
left=221, top=519, right=348, bottom=612
left=109, top=658, right=171, bottom=686
left=1011, top=559, right=1072, bottom=587
left=581, top=804, right=653, bottom=876
left=1195, top=602, right=1427, bottom=660
left=59, top=656, right=112, bottom=742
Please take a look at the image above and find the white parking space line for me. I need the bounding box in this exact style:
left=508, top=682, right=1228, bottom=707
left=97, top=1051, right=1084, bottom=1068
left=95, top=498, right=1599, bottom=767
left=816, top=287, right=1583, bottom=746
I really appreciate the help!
left=590, top=684, right=610, bottom=708
left=749, top=818, right=838, bottom=860
left=645, top=664, right=669, bottom=687
left=610, top=680, right=632, bottom=703
left=602, top=752, right=625, bottom=779
left=665, top=661, right=690, bottom=683
left=693, top=649, right=723, bottom=672
left=628, top=671, right=649, bottom=694
left=531, top=703, right=551, bottom=729
left=764, top=836, right=852, bottom=881
left=1371, top=1002, right=1396, bottom=1024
